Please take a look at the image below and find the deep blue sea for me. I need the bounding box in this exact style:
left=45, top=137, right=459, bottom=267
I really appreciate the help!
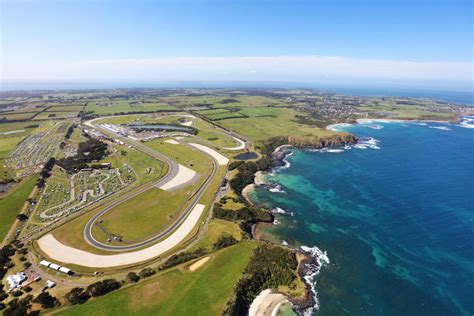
left=251, top=117, right=474, bottom=315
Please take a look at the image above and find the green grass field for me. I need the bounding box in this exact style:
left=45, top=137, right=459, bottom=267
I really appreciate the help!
left=33, top=111, right=78, bottom=120
left=0, top=121, right=43, bottom=136
left=212, top=107, right=335, bottom=142
left=356, top=104, right=458, bottom=121
left=91, top=187, right=191, bottom=244
left=145, top=140, right=213, bottom=174
left=0, top=176, right=38, bottom=241
left=54, top=241, right=256, bottom=316
left=85, top=100, right=177, bottom=115
left=189, top=218, right=242, bottom=252
left=46, top=105, right=84, bottom=112
left=0, top=112, right=36, bottom=120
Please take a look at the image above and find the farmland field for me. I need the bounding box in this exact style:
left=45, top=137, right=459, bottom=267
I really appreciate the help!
left=212, top=107, right=335, bottom=142
left=85, top=100, right=177, bottom=115
left=53, top=241, right=256, bottom=316
left=0, top=176, right=38, bottom=241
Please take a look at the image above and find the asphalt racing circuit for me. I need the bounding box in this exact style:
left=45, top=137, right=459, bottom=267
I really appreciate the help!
left=37, top=114, right=239, bottom=268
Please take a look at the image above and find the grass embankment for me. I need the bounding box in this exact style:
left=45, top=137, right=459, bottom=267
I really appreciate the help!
left=0, top=176, right=38, bottom=241
left=53, top=241, right=256, bottom=316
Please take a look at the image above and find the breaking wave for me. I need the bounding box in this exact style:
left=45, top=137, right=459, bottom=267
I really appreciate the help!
left=300, top=245, right=331, bottom=315
left=458, top=116, right=474, bottom=129
left=268, top=184, right=286, bottom=193
left=274, top=151, right=294, bottom=172
left=271, top=207, right=294, bottom=216
left=365, top=124, right=384, bottom=130
left=326, top=123, right=353, bottom=131
left=429, top=126, right=451, bottom=131
left=354, top=137, right=381, bottom=149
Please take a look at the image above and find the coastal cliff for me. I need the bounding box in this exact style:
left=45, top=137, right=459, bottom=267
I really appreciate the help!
left=226, top=132, right=358, bottom=314
left=287, top=133, right=357, bottom=148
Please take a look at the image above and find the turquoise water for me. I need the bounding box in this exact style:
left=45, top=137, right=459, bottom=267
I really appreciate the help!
left=251, top=117, right=474, bottom=315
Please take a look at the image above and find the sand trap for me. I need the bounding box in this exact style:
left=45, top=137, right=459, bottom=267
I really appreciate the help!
left=180, top=120, right=193, bottom=127
left=189, top=256, right=210, bottom=271
left=164, top=139, right=179, bottom=145
left=159, top=164, right=197, bottom=191
left=224, top=136, right=246, bottom=151
left=0, top=129, right=25, bottom=135
left=188, top=143, right=229, bottom=165
left=37, top=204, right=206, bottom=268
left=249, top=289, right=289, bottom=316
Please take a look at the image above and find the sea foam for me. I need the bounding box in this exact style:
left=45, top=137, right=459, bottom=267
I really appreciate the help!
left=271, top=207, right=294, bottom=216
left=458, top=116, right=474, bottom=129
left=429, top=126, right=451, bottom=131
left=299, top=245, right=331, bottom=315
left=268, top=184, right=286, bottom=193
left=274, top=151, right=293, bottom=172
left=353, top=137, right=381, bottom=150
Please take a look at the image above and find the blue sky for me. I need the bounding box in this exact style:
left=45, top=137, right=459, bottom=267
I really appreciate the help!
left=1, top=0, right=473, bottom=90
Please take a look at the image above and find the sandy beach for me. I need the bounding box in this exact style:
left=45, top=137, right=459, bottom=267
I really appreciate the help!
left=254, top=171, right=266, bottom=186
left=242, top=183, right=255, bottom=205
left=249, top=289, right=289, bottom=316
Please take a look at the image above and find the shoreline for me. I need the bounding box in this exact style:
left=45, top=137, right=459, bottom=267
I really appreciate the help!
left=327, top=116, right=465, bottom=131
left=243, top=136, right=357, bottom=314
left=241, top=183, right=255, bottom=206
left=242, top=115, right=472, bottom=314
left=248, top=289, right=290, bottom=316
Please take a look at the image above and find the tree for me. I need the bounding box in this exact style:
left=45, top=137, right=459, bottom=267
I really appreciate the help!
left=33, top=292, right=60, bottom=309
left=86, top=279, right=121, bottom=297
left=138, top=268, right=155, bottom=278
left=11, top=290, right=23, bottom=297
left=16, top=214, right=28, bottom=221
left=65, top=287, right=90, bottom=305
left=3, top=295, right=32, bottom=316
left=213, top=234, right=238, bottom=250
left=0, top=285, right=8, bottom=301
left=126, top=272, right=140, bottom=283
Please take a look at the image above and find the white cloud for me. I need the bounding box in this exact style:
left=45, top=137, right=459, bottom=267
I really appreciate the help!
left=2, top=55, right=472, bottom=84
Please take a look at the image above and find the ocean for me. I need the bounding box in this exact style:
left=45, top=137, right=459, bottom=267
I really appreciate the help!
left=251, top=117, right=474, bottom=315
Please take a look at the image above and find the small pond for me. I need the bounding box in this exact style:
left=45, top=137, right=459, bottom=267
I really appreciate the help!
left=233, top=152, right=258, bottom=160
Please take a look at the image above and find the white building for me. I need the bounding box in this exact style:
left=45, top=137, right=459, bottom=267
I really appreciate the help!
left=6, top=272, right=27, bottom=290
